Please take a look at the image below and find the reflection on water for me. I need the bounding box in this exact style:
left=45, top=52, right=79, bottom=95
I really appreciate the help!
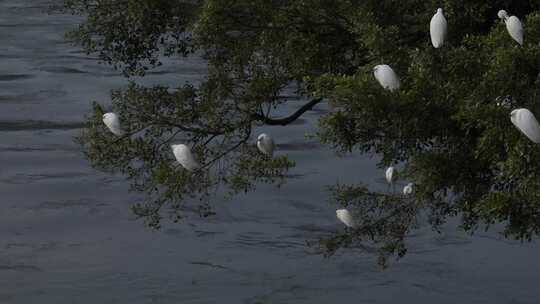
left=1, top=0, right=540, bottom=303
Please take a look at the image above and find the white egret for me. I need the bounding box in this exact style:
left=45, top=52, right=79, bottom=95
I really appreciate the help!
left=373, top=65, right=400, bottom=91
left=510, top=108, right=540, bottom=143
left=171, top=144, right=201, bottom=171
left=385, top=166, right=398, bottom=185
left=430, top=8, right=447, bottom=48
left=336, top=209, right=355, bottom=228
left=257, top=133, right=275, bottom=157
left=498, top=10, right=523, bottom=45
left=102, top=112, right=124, bottom=136
left=403, top=183, right=414, bottom=196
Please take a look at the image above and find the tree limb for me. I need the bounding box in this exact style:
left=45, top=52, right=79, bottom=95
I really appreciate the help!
left=253, top=98, right=323, bottom=126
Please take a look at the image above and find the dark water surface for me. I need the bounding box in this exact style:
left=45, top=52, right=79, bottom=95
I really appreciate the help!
left=1, top=1, right=540, bottom=303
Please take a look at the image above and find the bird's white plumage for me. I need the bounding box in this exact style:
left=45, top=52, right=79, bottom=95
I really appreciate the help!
left=257, top=133, right=275, bottom=157
left=373, top=64, right=400, bottom=91
left=403, top=183, right=414, bottom=195
left=385, top=166, right=397, bottom=184
left=430, top=8, right=447, bottom=48
left=506, top=16, right=524, bottom=45
left=499, top=10, right=523, bottom=45
left=102, top=112, right=124, bottom=136
left=510, top=108, right=540, bottom=143
left=171, top=144, right=201, bottom=171
left=336, top=209, right=355, bottom=228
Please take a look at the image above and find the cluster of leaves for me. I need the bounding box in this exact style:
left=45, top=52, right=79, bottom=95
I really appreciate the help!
left=309, top=5, right=540, bottom=263
left=58, top=0, right=202, bottom=76
left=78, top=82, right=293, bottom=228
left=64, top=0, right=540, bottom=263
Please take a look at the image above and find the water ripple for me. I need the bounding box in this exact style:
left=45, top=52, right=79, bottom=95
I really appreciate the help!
left=0, top=265, right=42, bottom=272
left=0, top=74, right=34, bottom=81
left=1, top=172, right=91, bottom=184
left=38, top=66, right=89, bottom=74
left=233, top=233, right=304, bottom=250
left=0, top=120, right=85, bottom=131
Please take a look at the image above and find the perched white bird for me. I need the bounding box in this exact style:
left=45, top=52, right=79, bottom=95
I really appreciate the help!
left=385, top=166, right=398, bottom=184
left=336, top=209, right=355, bottom=228
left=430, top=8, right=447, bottom=48
left=510, top=108, right=540, bottom=143
left=403, top=183, right=414, bottom=196
left=171, top=144, right=201, bottom=171
left=102, top=112, right=124, bottom=136
left=257, top=133, right=275, bottom=157
left=373, top=64, right=400, bottom=91
left=498, top=10, right=523, bottom=45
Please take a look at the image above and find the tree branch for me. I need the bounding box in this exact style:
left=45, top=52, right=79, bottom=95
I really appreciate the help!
left=201, top=128, right=252, bottom=169
left=253, top=98, right=323, bottom=126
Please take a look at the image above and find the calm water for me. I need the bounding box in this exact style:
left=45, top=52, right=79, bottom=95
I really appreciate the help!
left=1, top=1, right=539, bottom=303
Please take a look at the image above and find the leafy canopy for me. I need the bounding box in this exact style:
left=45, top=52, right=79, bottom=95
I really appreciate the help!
left=61, top=0, right=540, bottom=266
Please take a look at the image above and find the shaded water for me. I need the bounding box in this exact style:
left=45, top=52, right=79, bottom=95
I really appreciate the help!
left=1, top=1, right=539, bottom=303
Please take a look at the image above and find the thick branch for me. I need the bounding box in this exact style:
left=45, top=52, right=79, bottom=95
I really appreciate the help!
left=253, top=98, right=323, bottom=126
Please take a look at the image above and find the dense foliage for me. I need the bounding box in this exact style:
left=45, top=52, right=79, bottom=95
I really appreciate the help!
left=61, top=0, right=540, bottom=266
